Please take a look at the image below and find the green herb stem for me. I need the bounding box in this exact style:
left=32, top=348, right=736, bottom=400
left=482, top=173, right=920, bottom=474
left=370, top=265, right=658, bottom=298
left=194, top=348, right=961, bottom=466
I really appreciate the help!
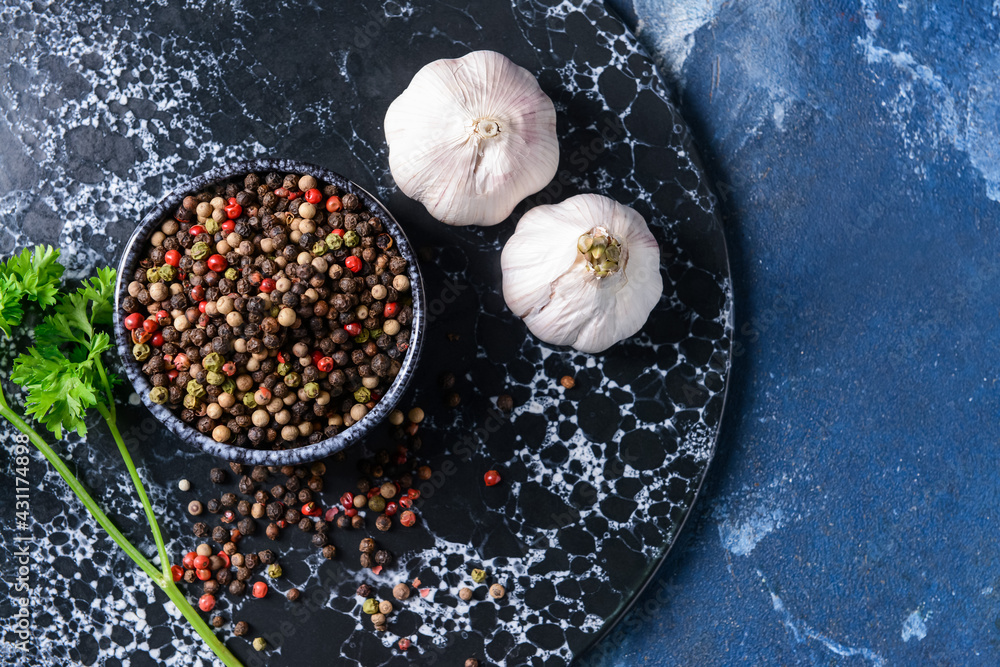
left=0, top=385, right=159, bottom=581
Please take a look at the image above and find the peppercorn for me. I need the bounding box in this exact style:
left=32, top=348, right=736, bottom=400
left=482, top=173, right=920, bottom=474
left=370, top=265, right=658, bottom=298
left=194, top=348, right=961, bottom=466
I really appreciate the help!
left=237, top=518, right=256, bottom=536
left=210, top=615, right=224, bottom=628
left=497, top=394, right=514, bottom=412
left=311, top=531, right=328, bottom=547
left=489, top=583, right=506, bottom=599
left=206, top=498, right=221, bottom=514
left=465, top=660, right=479, bottom=667
left=286, top=588, right=301, bottom=602
left=471, top=568, right=487, bottom=584
left=209, top=526, right=226, bottom=544
left=376, top=515, right=392, bottom=532
left=238, top=475, right=255, bottom=495
left=251, top=465, right=268, bottom=482
left=188, top=500, right=204, bottom=516
left=244, top=553, right=259, bottom=569
left=374, top=549, right=392, bottom=566
left=351, top=515, right=365, bottom=530
left=322, top=545, right=337, bottom=560
left=393, top=583, right=410, bottom=601
left=233, top=620, right=249, bottom=636
left=266, top=522, right=280, bottom=540
left=560, top=375, right=575, bottom=389
left=252, top=637, right=267, bottom=652
left=229, top=580, right=247, bottom=596
left=459, top=587, right=473, bottom=601
left=209, top=468, right=227, bottom=484
left=258, top=549, right=276, bottom=565
left=360, top=553, right=373, bottom=569
left=192, top=522, right=209, bottom=537
left=368, top=495, right=386, bottom=513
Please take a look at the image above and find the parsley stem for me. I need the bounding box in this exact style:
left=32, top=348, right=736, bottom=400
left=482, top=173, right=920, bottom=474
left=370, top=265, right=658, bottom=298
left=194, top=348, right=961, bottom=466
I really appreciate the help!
left=0, top=385, right=159, bottom=581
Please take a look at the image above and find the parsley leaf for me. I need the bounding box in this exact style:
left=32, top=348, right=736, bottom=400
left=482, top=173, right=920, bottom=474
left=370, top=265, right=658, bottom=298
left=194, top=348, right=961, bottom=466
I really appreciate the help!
left=0, top=245, right=65, bottom=336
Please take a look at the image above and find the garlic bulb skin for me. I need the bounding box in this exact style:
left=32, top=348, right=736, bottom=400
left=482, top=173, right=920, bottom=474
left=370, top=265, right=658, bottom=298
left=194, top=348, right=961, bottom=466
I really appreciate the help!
left=384, top=50, right=559, bottom=226
left=501, top=194, right=663, bottom=353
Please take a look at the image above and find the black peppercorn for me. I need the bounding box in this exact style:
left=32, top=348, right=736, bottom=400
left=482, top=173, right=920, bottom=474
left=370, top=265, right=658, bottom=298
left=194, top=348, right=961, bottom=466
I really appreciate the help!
left=212, top=526, right=228, bottom=544
left=375, top=515, right=391, bottom=532
left=374, top=549, right=392, bottom=566
left=297, top=488, right=313, bottom=504
left=238, top=475, right=255, bottom=495
left=244, top=553, right=259, bottom=569
left=266, top=522, right=280, bottom=540
left=336, top=515, right=350, bottom=529
left=251, top=465, right=268, bottom=482
left=322, top=545, right=337, bottom=560
left=297, top=517, right=313, bottom=532
left=209, top=467, right=226, bottom=484
left=270, top=485, right=285, bottom=499
left=359, top=552, right=373, bottom=568
left=206, top=498, right=221, bottom=514
left=311, top=531, right=328, bottom=547
left=230, top=580, right=247, bottom=595
left=192, top=522, right=209, bottom=538
left=211, top=615, right=224, bottom=628
left=258, top=549, right=276, bottom=565
left=220, top=492, right=237, bottom=507
left=234, top=619, right=249, bottom=635
left=286, top=588, right=301, bottom=602
left=356, top=583, right=373, bottom=598
left=203, top=580, right=220, bottom=596
left=266, top=502, right=284, bottom=521
left=237, top=518, right=256, bottom=536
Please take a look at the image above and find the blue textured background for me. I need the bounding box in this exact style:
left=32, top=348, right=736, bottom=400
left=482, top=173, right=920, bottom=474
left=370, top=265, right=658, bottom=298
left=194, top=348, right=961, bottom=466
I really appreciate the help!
left=590, top=1, right=1000, bottom=665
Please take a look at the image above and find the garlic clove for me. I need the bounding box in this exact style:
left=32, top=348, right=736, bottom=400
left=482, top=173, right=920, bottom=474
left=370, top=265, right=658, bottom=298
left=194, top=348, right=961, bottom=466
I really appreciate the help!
left=500, top=194, right=663, bottom=353
left=384, top=50, right=558, bottom=226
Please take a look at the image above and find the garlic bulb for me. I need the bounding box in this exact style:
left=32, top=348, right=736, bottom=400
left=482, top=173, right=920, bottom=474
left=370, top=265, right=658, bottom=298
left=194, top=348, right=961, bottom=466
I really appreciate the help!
left=501, top=194, right=663, bottom=353
left=384, top=50, right=559, bottom=226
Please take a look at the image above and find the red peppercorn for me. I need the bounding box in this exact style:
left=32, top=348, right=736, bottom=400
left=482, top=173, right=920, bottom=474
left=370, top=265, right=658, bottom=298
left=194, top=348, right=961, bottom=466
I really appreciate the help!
left=151, top=332, right=164, bottom=347
left=316, top=356, right=333, bottom=372
left=207, top=254, right=227, bottom=272
left=164, top=249, right=181, bottom=266
left=189, top=225, right=206, bottom=236
left=171, top=565, right=184, bottom=582
left=383, top=302, right=399, bottom=318
left=221, top=220, right=235, bottom=233
left=330, top=228, right=345, bottom=237
left=385, top=502, right=398, bottom=517
left=345, top=507, right=358, bottom=517
left=324, top=508, right=339, bottom=522
left=196, top=568, right=212, bottom=581
left=124, top=313, right=144, bottom=330
left=183, top=551, right=196, bottom=569
left=344, top=322, right=362, bottom=336
left=167, top=369, right=179, bottom=381
left=199, top=594, right=216, bottom=612
left=142, top=318, right=158, bottom=334
left=304, top=188, right=322, bottom=204
left=156, top=309, right=170, bottom=323
left=287, top=190, right=302, bottom=200
left=345, top=256, right=362, bottom=273
left=190, top=284, right=205, bottom=302
left=252, top=582, right=268, bottom=598
left=197, top=300, right=207, bottom=314
left=222, top=361, right=237, bottom=376
left=217, top=551, right=230, bottom=568
left=326, top=196, right=343, bottom=212
left=276, top=352, right=286, bottom=364
left=399, top=510, right=416, bottom=527
left=407, top=488, right=420, bottom=500
left=367, top=488, right=380, bottom=499
left=255, top=386, right=271, bottom=402
left=259, top=278, right=275, bottom=293
left=398, top=638, right=411, bottom=651
left=340, top=492, right=354, bottom=509
left=399, top=497, right=412, bottom=509
left=274, top=187, right=288, bottom=198
left=193, top=555, right=210, bottom=570
left=224, top=199, right=242, bottom=219
left=311, top=350, right=324, bottom=365
left=484, top=470, right=501, bottom=486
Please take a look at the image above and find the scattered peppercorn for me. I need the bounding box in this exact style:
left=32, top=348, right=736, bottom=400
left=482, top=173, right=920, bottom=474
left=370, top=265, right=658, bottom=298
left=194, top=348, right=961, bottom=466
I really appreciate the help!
left=471, top=569, right=487, bottom=584
left=209, top=468, right=227, bottom=484
left=187, top=500, right=203, bottom=516
left=459, top=587, right=473, bottom=601
left=496, top=394, right=514, bottom=412
left=465, top=659, right=479, bottom=667
left=252, top=637, right=267, bottom=652
left=234, top=621, right=249, bottom=636
left=178, top=479, right=191, bottom=491
left=210, top=615, right=224, bottom=628
left=375, top=515, right=392, bottom=532
left=489, top=583, right=506, bottom=599
left=286, top=588, right=301, bottom=602
left=357, top=583, right=373, bottom=598
left=484, top=470, right=501, bottom=487
left=393, top=583, right=410, bottom=601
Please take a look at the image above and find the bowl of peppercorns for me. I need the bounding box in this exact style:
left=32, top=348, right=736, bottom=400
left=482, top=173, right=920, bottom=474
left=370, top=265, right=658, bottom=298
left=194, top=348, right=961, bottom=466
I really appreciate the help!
left=114, top=158, right=425, bottom=465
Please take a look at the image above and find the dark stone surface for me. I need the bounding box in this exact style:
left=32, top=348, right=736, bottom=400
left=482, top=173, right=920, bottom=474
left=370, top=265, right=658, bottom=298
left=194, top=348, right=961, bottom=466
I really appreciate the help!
left=0, top=0, right=730, bottom=665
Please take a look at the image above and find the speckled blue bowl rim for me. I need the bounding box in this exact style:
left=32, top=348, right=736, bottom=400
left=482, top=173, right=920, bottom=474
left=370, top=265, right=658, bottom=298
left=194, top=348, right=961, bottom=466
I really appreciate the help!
left=113, top=158, right=426, bottom=465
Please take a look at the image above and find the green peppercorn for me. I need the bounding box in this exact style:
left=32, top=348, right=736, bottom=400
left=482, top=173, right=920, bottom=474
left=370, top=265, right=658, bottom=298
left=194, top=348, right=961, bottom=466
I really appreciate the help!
left=303, top=382, right=320, bottom=399
left=158, top=265, right=176, bottom=281
left=146, top=268, right=160, bottom=282
left=191, top=241, right=210, bottom=260
left=353, top=387, right=371, bottom=403
left=276, top=363, right=290, bottom=376
left=203, top=352, right=223, bottom=371
left=353, top=329, right=370, bottom=344
left=284, top=372, right=301, bottom=388
left=132, top=343, right=151, bottom=361
left=368, top=495, right=386, bottom=513
left=267, top=563, right=283, bottom=578
left=344, top=231, right=360, bottom=247
left=222, top=379, right=236, bottom=395
left=204, top=219, right=220, bottom=234
left=252, top=637, right=267, bottom=652
left=471, top=568, right=487, bottom=584
left=362, top=598, right=378, bottom=615
left=369, top=328, right=382, bottom=339
left=325, top=233, right=344, bottom=250
left=206, top=370, right=225, bottom=386
left=270, top=305, right=281, bottom=318
left=187, top=380, right=206, bottom=397
left=183, top=394, right=200, bottom=410
left=225, top=267, right=238, bottom=281
left=242, top=393, right=258, bottom=408
left=312, top=241, right=327, bottom=256
left=149, top=387, right=169, bottom=404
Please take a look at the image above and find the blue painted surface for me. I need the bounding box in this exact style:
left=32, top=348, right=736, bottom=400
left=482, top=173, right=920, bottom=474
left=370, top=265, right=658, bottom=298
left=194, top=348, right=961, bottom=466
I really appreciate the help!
left=591, top=1, right=1000, bottom=664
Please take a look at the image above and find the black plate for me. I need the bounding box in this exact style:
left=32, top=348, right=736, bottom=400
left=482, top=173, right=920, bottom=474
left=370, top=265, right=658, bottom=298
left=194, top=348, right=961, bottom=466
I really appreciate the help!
left=0, top=1, right=731, bottom=665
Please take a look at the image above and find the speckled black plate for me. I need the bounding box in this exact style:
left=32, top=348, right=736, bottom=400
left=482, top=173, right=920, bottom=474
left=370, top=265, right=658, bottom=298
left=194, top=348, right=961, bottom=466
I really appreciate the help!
left=0, top=1, right=731, bottom=666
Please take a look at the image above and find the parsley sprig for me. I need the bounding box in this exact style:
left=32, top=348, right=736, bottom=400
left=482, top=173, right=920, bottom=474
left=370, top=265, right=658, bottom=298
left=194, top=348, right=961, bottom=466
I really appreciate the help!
left=0, top=246, right=242, bottom=667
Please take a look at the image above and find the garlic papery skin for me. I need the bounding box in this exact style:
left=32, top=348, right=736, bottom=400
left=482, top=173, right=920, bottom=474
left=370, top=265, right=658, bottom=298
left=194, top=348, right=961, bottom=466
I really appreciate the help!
left=384, top=50, right=559, bottom=227
left=501, top=194, right=663, bottom=353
